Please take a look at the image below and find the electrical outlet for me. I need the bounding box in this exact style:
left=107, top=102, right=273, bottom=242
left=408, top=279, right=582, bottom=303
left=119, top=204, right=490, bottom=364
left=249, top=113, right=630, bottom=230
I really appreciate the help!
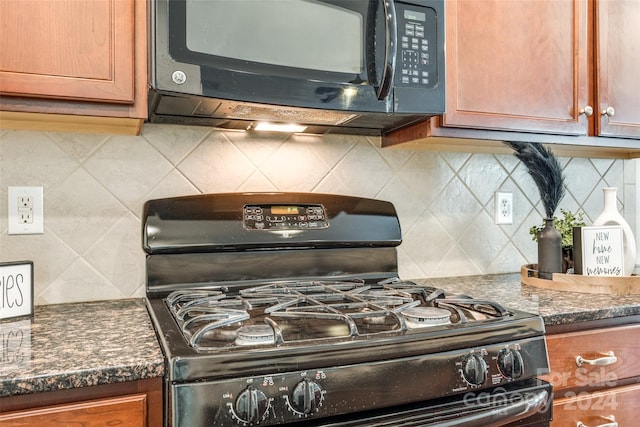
left=8, top=186, right=44, bottom=234
left=18, top=196, right=33, bottom=209
left=495, top=191, right=513, bottom=225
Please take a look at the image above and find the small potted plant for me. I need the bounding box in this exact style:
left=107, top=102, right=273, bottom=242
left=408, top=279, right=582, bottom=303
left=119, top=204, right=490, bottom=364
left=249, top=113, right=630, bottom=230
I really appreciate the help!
left=529, top=209, right=586, bottom=273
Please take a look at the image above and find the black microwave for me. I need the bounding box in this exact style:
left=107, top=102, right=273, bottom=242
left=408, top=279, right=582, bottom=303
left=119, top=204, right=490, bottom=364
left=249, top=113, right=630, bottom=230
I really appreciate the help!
left=149, top=0, right=445, bottom=135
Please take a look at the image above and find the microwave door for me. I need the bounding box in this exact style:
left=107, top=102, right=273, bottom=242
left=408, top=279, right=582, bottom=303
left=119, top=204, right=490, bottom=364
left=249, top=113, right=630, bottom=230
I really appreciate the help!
left=158, top=0, right=393, bottom=113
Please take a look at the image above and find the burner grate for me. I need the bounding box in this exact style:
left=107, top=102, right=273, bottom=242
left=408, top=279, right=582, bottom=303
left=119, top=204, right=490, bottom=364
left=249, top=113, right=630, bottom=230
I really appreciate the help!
left=164, top=280, right=512, bottom=350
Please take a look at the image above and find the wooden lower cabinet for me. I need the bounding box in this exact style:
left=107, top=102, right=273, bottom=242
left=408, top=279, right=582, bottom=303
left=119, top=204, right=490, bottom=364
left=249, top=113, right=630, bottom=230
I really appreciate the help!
left=551, top=384, right=640, bottom=426
left=0, top=378, right=162, bottom=427
left=540, top=323, right=640, bottom=427
left=0, top=393, right=147, bottom=427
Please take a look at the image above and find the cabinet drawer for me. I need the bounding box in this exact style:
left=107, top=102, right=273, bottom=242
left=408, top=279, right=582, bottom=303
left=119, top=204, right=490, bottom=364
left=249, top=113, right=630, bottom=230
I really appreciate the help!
left=551, top=383, right=640, bottom=427
left=0, top=393, right=147, bottom=426
left=540, top=324, right=640, bottom=391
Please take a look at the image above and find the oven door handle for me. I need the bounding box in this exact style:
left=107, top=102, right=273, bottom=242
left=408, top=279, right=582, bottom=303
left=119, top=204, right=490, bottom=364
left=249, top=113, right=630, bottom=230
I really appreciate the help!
left=435, top=389, right=550, bottom=427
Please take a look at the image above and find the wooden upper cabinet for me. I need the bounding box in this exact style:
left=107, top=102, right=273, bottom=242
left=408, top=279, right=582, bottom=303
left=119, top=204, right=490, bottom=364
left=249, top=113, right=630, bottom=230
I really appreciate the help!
left=442, top=0, right=589, bottom=135
left=596, top=0, right=640, bottom=138
left=0, top=0, right=147, bottom=134
left=382, top=0, right=640, bottom=157
left=0, top=0, right=135, bottom=104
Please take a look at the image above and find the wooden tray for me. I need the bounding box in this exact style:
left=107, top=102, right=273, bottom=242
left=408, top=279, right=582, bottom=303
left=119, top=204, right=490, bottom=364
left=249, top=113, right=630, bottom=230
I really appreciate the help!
left=521, top=264, right=640, bottom=295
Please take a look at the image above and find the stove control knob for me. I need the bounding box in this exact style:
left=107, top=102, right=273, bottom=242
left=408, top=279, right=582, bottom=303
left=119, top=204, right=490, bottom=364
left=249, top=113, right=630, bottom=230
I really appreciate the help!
left=235, top=386, right=269, bottom=423
left=462, top=354, right=487, bottom=386
left=497, top=348, right=524, bottom=379
left=291, top=379, right=323, bottom=415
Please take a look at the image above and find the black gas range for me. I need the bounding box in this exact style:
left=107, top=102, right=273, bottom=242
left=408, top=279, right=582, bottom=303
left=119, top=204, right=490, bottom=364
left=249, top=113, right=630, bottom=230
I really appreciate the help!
left=143, top=192, right=552, bottom=427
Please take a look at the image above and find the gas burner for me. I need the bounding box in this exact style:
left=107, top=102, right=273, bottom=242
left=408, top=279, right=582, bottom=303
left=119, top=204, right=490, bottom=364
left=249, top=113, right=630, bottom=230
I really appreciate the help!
left=402, top=307, right=451, bottom=328
left=235, top=324, right=275, bottom=346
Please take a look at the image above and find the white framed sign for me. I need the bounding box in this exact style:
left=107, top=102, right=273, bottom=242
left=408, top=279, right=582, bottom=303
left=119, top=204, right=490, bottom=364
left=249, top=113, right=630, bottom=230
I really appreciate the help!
left=573, top=226, right=624, bottom=277
left=0, top=261, right=34, bottom=321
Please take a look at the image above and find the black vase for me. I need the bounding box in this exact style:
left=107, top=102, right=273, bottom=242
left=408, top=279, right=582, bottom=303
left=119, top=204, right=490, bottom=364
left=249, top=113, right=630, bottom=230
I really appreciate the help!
left=538, top=218, right=562, bottom=280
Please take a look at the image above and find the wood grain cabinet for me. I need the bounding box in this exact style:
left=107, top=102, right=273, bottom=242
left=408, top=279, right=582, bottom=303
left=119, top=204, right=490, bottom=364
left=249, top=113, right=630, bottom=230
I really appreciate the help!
left=0, top=394, right=147, bottom=427
left=440, top=0, right=640, bottom=139
left=0, top=0, right=147, bottom=135
left=0, top=378, right=162, bottom=427
left=540, top=323, right=640, bottom=426
left=595, top=0, right=640, bottom=139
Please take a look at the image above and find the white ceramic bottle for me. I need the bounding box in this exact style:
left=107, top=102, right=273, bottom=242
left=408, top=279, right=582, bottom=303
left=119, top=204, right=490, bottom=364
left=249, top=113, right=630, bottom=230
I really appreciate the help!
left=592, top=187, right=637, bottom=276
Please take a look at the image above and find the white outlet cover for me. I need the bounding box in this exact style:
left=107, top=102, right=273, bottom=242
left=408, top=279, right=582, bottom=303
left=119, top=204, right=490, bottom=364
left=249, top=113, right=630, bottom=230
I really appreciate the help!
left=8, top=186, right=44, bottom=235
left=495, top=191, right=513, bottom=225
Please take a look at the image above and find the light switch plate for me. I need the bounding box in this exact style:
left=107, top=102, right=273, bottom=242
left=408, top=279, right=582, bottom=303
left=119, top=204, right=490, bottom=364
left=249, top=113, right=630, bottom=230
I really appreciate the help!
left=8, top=186, right=44, bottom=235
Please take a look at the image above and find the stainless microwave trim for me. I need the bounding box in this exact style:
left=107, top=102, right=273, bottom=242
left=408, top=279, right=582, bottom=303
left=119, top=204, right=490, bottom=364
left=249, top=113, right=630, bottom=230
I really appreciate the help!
left=149, top=0, right=446, bottom=135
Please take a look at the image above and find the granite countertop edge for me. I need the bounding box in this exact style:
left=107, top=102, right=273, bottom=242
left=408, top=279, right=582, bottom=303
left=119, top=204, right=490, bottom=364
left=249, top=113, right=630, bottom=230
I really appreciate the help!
left=2, top=362, right=165, bottom=397
left=539, top=305, right=640, bottom=325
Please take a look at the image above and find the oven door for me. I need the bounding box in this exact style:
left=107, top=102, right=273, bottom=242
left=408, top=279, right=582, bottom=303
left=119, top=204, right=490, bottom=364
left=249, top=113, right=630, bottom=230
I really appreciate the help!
left=300, top=380, right=552, bottom=427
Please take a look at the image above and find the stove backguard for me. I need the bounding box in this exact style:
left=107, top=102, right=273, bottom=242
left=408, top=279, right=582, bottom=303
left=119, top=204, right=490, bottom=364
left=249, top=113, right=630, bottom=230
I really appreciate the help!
left=143, top=192, right=402, bottom=297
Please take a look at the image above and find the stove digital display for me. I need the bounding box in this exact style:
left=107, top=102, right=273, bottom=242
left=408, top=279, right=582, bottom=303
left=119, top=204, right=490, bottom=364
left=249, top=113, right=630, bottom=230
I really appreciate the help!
left=243, top=204, right=329, bottom=230
left=271, top=206, right=299, bottom=215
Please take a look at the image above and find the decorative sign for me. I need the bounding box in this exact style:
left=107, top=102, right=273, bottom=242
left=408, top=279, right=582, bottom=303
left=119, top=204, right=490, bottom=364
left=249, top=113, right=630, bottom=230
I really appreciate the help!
left=573, top=226, right=625, bottom=277
left=0, top=261, right=34, bottom=320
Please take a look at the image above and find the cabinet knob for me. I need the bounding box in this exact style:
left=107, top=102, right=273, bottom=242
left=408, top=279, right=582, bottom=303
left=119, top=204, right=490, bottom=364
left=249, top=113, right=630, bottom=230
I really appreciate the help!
left=601, top=106, right=615, bottom=117
left=580, top=106, right=594, bottom=116
left=577, top=415, right=617, bottom=427
left=575, top=351, right=617, bottom=367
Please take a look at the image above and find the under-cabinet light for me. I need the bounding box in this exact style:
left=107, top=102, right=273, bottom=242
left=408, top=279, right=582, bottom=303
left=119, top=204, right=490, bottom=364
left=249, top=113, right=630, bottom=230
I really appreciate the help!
left=253, top=122, right=308, bottom=133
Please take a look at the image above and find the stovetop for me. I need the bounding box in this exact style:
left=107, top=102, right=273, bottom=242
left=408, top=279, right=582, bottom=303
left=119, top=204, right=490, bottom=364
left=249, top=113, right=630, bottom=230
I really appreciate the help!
left=164, top=278, right=514, bottom=352
left=147, top=277, right=547, bottom=383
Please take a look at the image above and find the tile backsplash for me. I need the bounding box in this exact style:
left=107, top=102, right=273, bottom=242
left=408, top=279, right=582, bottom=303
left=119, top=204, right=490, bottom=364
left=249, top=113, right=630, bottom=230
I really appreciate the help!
left=0, top=124, right=636, bottom=305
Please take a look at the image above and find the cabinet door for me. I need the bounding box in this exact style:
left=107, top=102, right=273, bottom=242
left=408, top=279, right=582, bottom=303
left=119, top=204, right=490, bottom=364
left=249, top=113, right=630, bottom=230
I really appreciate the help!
left=596, top=0, right=640, bottom=138
left=0, top=0, right=135, bottom=104
left=442, top=0, right=589, bottom=135
left=0, top=394, right=147, bottom=426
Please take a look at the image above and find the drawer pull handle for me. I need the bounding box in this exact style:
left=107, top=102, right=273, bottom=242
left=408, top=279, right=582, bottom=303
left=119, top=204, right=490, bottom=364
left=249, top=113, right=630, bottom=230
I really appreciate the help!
left=577, top=415, right=617, bottom=427
left=576, top=351, right=617, bottom=367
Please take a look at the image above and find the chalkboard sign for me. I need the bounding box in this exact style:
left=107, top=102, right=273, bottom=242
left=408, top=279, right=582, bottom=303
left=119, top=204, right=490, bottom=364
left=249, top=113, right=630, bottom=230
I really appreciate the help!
left=573, top=226, right=625, bottom=277
left=0, top=261, right=34, bottom=321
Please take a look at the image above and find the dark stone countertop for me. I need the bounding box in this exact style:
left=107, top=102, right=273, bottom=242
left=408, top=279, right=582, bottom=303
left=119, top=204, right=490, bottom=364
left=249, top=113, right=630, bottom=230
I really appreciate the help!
left=412, top=273, right=640, bottom=326
left=0, top=299, right=164, bottom=398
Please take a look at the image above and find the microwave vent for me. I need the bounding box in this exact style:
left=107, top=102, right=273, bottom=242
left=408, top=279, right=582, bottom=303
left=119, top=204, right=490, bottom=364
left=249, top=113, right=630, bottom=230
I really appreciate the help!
left=230, top=104, right=358, bottom=126
left=148, top=91, right=433, bottom=135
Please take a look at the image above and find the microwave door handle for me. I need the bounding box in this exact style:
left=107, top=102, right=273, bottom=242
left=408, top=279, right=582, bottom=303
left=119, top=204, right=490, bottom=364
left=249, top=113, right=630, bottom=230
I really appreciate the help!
left=376, top=0, right=397, bottom=100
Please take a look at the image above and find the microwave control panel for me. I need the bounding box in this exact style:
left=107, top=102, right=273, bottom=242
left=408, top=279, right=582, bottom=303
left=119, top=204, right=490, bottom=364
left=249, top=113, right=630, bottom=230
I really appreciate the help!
left=243, top=204, right=329, bottom=231
left=396, top=5, right=438, bottom=88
